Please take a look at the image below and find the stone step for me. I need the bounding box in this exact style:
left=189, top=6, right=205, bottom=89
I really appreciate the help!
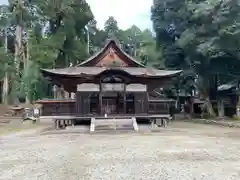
left=95, top=119, right=133, bottom=126
left=90, top=117, right=138, bottom=133
left=94, top=126, right=134, bottom=131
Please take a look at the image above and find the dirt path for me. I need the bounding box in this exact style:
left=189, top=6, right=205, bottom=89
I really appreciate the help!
left=0, top=121, right=240, bottom=180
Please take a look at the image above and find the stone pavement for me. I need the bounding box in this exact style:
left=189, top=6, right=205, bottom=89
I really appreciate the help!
left=1, top=121, right=240, bottom=180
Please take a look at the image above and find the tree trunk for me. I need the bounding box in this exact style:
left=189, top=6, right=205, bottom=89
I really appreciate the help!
left=198, top=76, right=216, bottom=118
left=134, top=44, right=137, bottom=57
left=12, top=24, right=23, bottom=105
left=2, top=73, right=9, bottom=104
left=86, top=28, right=90, bottom=55
left=24, top=30, right=30, bottom=104
left=189, top=97, right=194, bottom=117
left=204, top=97, right=216, bottom=117
left=2, top=27, right=9, bottom=104
left=53, top=85, right=57, bottom=99
left=15, top=25, right=22, bottom=73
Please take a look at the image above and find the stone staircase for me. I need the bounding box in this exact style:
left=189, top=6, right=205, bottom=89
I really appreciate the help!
left=90, top=117, right=139, bottom=132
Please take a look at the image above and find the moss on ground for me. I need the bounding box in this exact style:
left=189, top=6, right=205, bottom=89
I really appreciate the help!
left=232, top=115, right=240, bottom=121
left=0, top=120, right=43, bottom=135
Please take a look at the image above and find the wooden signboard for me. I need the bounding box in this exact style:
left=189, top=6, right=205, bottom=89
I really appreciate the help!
left=101, top=83, right=125, bottom=92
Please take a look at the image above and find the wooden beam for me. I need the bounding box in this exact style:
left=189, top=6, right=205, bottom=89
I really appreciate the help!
left=123, top=84, right=127, bottom=114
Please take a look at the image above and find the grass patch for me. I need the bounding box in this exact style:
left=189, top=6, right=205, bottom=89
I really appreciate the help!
left=232, top=115, right=240, bottom=121
left=0, top=121, right=42, bottom=135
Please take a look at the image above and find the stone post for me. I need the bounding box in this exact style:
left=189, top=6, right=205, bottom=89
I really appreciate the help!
left=71, top=92, right=76, bottom=99
left=217, top=99, right=225, bottom=118
left=236, top=84, right=240, bottom=117
left=236, top=91, right=240, bottom=117
left=237, top=105, right=240, bottom=117
left=64, top=91, right=69, bottom=99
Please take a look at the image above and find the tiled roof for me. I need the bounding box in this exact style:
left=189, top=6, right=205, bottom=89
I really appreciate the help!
left=42, top=66, right=182, bottom=78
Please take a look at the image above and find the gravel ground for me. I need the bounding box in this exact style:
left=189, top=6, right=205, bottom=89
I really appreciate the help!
left=1, top=122, right=240, bottom=180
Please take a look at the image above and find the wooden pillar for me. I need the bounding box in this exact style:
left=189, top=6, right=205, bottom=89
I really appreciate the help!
left=123, top=85, right=127, bottom=114
left=145, top=85, right=149, bottom=114
left=54, top=119, right=58, bottom=129
left=134, top=93, right=138, bottom=114
left=99, top=83, right=104, bottom=115
left=116, top=93, right=119, bottom=114
left=99, top=92, right=102, bottom=115
left=57, top=120, right=60, bottom=129
left=123, top=94, right=127, bottom=114
left=59, top=120, right=62, bottom=129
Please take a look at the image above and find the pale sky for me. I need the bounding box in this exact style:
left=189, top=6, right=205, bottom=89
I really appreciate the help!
left=0, top=0, right=153, bottom=30
left=87, top=0, right=153, bottom=30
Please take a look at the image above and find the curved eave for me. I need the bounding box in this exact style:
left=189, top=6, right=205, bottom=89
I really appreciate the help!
left=41, top=68, right=182, bottom=79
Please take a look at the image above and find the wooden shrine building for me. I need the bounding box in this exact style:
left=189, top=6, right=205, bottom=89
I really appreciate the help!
left=38, top=40, right=182, bottom=120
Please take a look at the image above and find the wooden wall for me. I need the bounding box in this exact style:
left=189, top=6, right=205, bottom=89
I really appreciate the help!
left=38, top=100, right=76, bottom=116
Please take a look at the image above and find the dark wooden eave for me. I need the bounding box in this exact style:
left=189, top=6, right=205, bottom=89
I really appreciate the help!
left=41, top=66, right=182, bottom=78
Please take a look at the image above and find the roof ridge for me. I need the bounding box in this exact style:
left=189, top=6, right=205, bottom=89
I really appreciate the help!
left=112, top=40, right=145, bottom=67
left=76, top=43, right=109, bottom=67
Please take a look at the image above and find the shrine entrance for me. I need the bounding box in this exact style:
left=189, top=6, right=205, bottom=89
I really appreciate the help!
left=102, top=92, right=121, bottom=114
left=101, top=92, right=135, bottom=115
left=100, top=75, right=126, bottom=115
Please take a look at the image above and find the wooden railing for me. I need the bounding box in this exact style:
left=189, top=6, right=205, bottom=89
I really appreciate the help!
left=36, top=99, right=76, bottom=116
left=148, top=100, right=175, bottom=115
left=37, top=99, right=175, bottom=116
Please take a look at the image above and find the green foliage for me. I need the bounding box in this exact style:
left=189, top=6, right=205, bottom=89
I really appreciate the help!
left=0, top=0, right=95, bottom=103
left=29, top=0, right=94, bottom=67
left=0, top=47, right=15, bottom=79
left=89, top=20, right=160, bottom=67
left=0, top=5, right=10, bottom=27
left=28, top=30, right=58, bottom=68
left=104, top=16, right=119, bottom=38
left=151, top=0, right=240, bottom=116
